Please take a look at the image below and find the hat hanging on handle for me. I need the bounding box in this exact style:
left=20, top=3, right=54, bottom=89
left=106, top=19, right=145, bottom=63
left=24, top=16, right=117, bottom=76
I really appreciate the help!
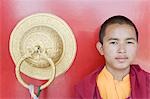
left=15, top=52, right=56, bottom=90
left=9, top=13, right=77, bottom=95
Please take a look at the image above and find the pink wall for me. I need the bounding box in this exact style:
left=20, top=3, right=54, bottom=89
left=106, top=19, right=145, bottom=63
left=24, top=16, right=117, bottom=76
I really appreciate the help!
left=1, top=0, right=150, bottom=98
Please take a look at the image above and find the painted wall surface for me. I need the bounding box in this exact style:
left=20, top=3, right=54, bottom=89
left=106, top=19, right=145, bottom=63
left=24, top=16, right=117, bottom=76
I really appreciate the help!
left=1, top=0, right=150, bottom=99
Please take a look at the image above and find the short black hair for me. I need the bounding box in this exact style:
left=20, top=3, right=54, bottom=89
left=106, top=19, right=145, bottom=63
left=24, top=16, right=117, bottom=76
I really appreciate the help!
left=99, top=15, right=138, bottom=44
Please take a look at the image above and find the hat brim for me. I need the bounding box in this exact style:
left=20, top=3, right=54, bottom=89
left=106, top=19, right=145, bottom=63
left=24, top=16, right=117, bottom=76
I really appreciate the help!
left=10, top=13, right=77, bottom=80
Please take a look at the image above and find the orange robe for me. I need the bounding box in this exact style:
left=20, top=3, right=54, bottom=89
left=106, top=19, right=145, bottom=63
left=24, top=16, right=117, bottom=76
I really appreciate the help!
left=96, top=67, right=130, bottom=99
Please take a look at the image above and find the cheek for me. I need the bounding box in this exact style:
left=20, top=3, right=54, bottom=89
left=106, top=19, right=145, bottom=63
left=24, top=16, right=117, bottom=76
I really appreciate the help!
left=104, top=45, right=118, bottom=53
left=103, top=46, right=117, bottom=58
left=127, top=46, right=137, bottom=58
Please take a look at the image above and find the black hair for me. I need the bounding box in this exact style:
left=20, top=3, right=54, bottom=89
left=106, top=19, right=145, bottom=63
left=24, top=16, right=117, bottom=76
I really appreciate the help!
left=99, top=15, right=138, bottom=44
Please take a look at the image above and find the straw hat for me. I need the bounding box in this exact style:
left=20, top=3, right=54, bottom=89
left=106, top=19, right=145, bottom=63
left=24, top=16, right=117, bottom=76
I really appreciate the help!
left=10, top=13, right=77, bottom=80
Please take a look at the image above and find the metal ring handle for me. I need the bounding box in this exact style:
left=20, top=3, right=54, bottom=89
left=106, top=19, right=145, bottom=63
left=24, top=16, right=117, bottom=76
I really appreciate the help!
left=15, top=54, right=56, bottom=90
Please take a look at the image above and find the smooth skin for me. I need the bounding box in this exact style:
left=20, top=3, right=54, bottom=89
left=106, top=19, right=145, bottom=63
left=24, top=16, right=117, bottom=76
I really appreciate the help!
left=96, top=23, right=138, bottom=81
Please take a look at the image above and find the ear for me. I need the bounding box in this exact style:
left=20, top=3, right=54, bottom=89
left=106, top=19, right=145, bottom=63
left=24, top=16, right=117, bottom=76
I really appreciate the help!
left=96, top=42, right=104, bottom=55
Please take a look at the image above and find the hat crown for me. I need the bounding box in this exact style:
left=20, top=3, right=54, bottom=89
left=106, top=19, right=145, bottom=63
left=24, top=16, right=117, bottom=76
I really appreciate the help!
left=20, top=26, right=63, bottom=68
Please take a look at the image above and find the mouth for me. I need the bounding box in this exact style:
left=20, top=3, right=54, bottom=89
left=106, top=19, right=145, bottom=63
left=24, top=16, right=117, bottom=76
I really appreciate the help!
left=115, top=57, right=128, bottom=63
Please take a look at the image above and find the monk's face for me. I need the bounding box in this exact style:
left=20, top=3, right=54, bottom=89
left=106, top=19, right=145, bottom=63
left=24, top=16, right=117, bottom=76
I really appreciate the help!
left=99, top=23, right=138, bottom=70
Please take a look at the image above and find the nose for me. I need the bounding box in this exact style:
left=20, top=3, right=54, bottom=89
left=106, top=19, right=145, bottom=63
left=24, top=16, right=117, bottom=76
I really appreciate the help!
left=118, top=44, right=126, bottom=53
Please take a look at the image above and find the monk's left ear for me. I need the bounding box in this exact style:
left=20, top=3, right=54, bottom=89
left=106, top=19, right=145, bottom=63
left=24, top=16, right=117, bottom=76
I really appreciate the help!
left=96, top=42, right=104, bottom=55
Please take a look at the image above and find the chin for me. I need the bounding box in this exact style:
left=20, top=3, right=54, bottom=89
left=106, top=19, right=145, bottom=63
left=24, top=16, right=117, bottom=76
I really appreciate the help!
left=114, top=63, right=130, bottom=70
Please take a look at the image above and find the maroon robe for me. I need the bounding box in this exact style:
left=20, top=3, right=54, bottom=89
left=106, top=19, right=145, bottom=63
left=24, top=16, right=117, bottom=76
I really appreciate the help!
left=75, top=64, right=150, bottom=99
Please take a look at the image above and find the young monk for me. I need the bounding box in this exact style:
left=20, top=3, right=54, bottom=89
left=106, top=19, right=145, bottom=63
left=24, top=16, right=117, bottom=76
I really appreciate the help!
left=75, top=15, right=150, bottom=99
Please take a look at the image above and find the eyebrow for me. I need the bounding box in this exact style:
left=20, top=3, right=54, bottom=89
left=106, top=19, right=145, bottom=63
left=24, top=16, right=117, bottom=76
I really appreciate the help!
left=126, top=38, right=136, bottom=41
left=108, top=37, right=136, bottom=41
left=108, top=38, right=119, bottom=41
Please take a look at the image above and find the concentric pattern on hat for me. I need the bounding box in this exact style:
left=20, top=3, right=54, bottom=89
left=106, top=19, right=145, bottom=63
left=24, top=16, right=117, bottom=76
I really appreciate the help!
left=20, top=26, right=63, bottom=68
left=10, top=13, right=77, bottom=80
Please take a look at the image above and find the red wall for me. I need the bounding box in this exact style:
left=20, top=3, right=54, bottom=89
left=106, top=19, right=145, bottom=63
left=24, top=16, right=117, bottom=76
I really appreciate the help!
left=1, top=0, right=150, bottom=99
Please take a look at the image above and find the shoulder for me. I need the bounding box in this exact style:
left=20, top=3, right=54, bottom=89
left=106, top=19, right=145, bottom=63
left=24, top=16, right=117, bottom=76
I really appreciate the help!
left=130, top=64, right=150, bottom=81
left=76, top=66, right=104, bottom=88
left=131, top=64, right=150, bottom=76
left=75, top=66, right=104, bottom=98
left=130, top=64, right=150, bottom=97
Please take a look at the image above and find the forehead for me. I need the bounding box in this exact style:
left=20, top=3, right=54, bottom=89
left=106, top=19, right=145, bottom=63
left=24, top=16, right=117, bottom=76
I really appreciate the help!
left=104, top=23, right=137, bottom=40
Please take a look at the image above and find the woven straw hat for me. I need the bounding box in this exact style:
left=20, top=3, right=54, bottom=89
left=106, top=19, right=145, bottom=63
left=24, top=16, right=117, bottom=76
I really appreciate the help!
left=10, top=13, right=77, bottom=80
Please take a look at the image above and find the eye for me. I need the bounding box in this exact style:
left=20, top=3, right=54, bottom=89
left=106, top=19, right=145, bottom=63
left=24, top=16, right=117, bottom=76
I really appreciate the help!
left=127, top=41, right=134, bottom=44
left=110, top=41, right=118, bottom=44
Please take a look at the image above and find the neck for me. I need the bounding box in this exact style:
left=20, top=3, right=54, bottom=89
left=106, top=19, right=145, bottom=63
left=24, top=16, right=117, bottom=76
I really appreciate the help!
left=105, top=65, right=130, bottom=81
